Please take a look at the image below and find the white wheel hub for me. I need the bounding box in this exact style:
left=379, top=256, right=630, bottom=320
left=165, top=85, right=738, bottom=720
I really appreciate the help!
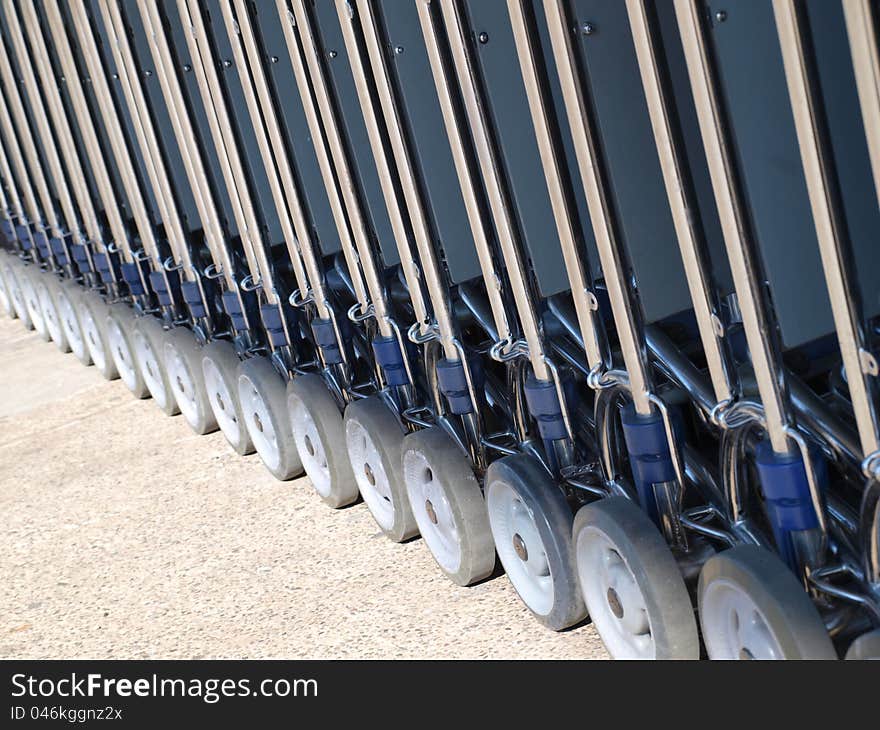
left=290, top=394, right=331, bottom=497
left=57, top=288, right=86, bottom=360
left=166, top=340, right=199, bottom=426
left=204, top=355, right=241, bottom=445
left=576, top=526, right=654, bottom=658
left=133, top=325, right=168, bottom=407
left=701, top=578, right=784, bottom=659
left=6, top=267, right=27, bottom=321
left=347, top=419, right=395, bottom=530
left=106, top=316, right=138, bottom=390
left=0, top=266, right=10, bottom=316
left=239, top=374, right=280, bottom=472
left=488, top=482, right=553, bottom=615
left=37, top=280, right=64, bottom=344
left=405, top=449, right=461, bottom=573
left=20, top=272, right=46, bottom=335
left=80, top=302, right=107, bottom=371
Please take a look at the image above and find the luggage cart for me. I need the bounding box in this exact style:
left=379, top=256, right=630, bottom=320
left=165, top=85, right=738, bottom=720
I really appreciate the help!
left=89, top=0, right=218, bottom=434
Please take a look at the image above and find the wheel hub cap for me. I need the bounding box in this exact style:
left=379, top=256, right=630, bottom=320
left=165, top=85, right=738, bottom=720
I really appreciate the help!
left=513, top=533, right=528, bottom=562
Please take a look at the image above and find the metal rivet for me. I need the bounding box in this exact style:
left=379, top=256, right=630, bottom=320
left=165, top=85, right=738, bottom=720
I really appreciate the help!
left=144, top=70, right=152, bottom=77
left=582, top=22, right=595, bottom=35
left=715, top=10, right=727, bottom=23
left=112, top=73, right=119, bottom=80
left=270, top=55, right=279, bottom=64
left=223, top=59, right=232, bottom=68
left=329, top=50, right=337, bottom=58
left=183, top=64, right=192, bottom=72
left=478, top=32, right=489, bottom=44
left=395, top=45, right=404, bottom=54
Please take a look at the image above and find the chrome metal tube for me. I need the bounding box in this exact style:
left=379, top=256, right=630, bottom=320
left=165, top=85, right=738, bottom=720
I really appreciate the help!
left=436, top=0, right=549, bottom=381
left=541, top=0, right=652, bottom=410
left=508, top=0, right=607, bottom=377
left=415, top=0, right=515, bottom=350
left=625, top=0, right=735, bottom=408
left=674, top=0, right=792, bottom=454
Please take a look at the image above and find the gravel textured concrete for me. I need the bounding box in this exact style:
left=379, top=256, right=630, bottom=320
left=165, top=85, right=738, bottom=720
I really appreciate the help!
left=0, top=313, right=607, bottom=659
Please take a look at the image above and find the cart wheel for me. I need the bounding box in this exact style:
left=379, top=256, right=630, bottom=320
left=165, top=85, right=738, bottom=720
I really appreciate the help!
left=77, top=292, right=116, bottom=379
left=402, top=426, right=495, bottom=585
left=38, top=276, right=70, bottom=353
left=106, top=304, right=149, bottom=398
left=238, top=356, right=302, bottom=480
left=344, top=396, right=417, bottom=542
left=485, top=453, right=585, bottom=630
left=20, top=267, right=48, bottom=340
left=698, top=545, right=836, bottom=659
left=132, top=316, right=179, bottom=416
left=56, top=281, right=90, bottom=365
left=573, top=497, right=699, bottom=659
left=287, top=373, right=358, bottom=508
left=2, top=259, right=28, bottom=326
left=845, top=629, right=880, bottom=660
left=164, top=327, right=217, bottom=434
left=0, top=258, right=12, bottom=318
left=202, top=340, right=253, bottom=455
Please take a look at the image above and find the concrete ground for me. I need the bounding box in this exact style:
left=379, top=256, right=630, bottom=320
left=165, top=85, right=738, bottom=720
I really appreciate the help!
left=0, top=314, right=607, bottom=659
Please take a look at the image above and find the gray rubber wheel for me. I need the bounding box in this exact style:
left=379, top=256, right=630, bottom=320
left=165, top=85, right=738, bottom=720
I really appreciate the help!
left=845, top=629, right=880, bottom=660
left=287, top=373, right=358, bottom=508
left=57, top=280, right=90, bottom=365
left=77, top=291, right=116, bottom=378
left=485, top=453, right=585, bottom=630
left=2, top=258, right=29, bottom=326
left=106, top=304, right=149, bottom=398
left=698, top=545, right=837, bottom=660
left=0, top=257, right=13, bottom=318
left=344, top=396, right=416, bottom=542
left=402, top=426, right=495, bottom=586
left=164, top=327, right=217, bottom=434
left=38, top=275, right=70, bottom=353
left=573, top=497, right=699, bottom=659
left=20, top=266, right=48, bottom=340
left=132, top=315, right=179, bottom=416
left=202, top=340, right=253, bottom=455
left=238, top=356, right=302, bottom=481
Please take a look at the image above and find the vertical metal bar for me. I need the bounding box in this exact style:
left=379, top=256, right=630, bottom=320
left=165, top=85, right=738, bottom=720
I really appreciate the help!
left=175, top=0, right=277, bottom=304
left=353, top=0, right=465, bottom=358
left=95, top=0, right=193, bottom=281
left=136, top=0, right=237, bottom=294
left=336, top=0, right=438, bottom=349
left=415, top=0, right=514, bottom=349
left=284, top=0, right=393, bottom=338
left=46, top=2, right=132, bottom=262
left=840, top=0, right=880, bottom=462
left=20, top=0, right=97, bottom=257
left=0, top=14, right=63, bottom=241
left=227, top=0, right=331, bottom=322
left=674, top=0, right=792, bottom=453
left=436, top=0, right=549, bottom=381
left=541, top=0, right=653, bottom=411
left=2, top=0, right=80, bottom=250
left=844, top=0, right=880, bottom=214
left=0, top=87, right=44, bottom=236
left=625, top=0, right=735, bottom=409
left=0, top=133, right=22, bottom=227
left=69, top=0, right=159, bottom=267
left=218, top=0, right=310, bottom=299
left=274, top=0, right=371, bottom=315
left=507, top=0, right=607, bottom=377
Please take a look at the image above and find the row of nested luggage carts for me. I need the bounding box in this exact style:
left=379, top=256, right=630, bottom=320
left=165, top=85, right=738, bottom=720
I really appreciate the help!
left=0, top=0, right=879, bottom=659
